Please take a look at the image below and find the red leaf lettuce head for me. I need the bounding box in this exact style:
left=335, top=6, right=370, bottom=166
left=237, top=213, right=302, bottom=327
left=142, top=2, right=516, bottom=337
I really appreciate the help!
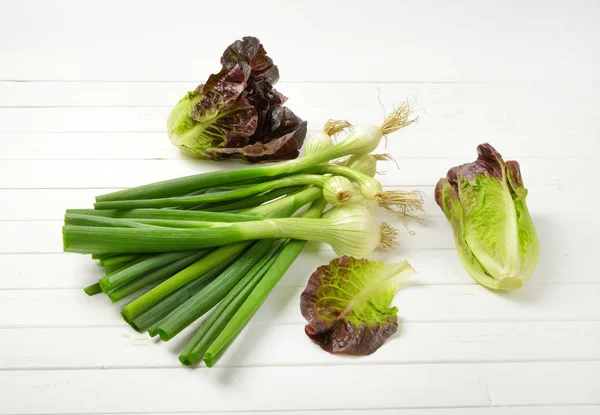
left=166, top=36, right=306, bottom=163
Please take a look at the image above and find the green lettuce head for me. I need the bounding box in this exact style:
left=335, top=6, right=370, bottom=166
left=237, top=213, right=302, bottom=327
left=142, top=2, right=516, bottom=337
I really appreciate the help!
left=435, top=144, right=539, bottom=290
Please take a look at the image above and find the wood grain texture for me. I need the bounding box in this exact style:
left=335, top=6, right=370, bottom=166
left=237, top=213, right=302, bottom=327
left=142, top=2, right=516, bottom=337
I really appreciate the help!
left=1, top=284, right=598, bottom=329
left=1, top=363, right=599, bottom=413
left=2, top=322, right=599, bottom=369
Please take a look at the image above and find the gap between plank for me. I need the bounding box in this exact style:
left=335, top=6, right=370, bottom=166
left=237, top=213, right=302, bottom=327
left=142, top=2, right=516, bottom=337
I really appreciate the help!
left=1, top=318, right=599, bottom=331
left=2, top=358, right=600, bottom=372
left=1, top=280, right=599, bottom=291
left=0, top=404, right=598, bottom=415
left=0, top=80, right=544, bottom=84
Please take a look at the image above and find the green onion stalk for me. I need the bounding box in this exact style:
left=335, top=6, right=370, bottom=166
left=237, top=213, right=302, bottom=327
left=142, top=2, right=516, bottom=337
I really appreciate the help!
left=121, top=242, right=249, bottom=322
left=108, top=250, right=210, bottom=303
left=125, top=263, right=228, bottom=333
left=93, top=174, right=328, bottom=210
left=99, top=253, right=140, bottom=267
left=194, top=186, right=298, bottom=213
left=149, top=239, right=282, bottom=341
left=179, top=242, right=284, bottom=365
left=67, top=208, right=262, bottom=222
left=203, top=198, right=328, bottom=367
left=99, top=250, right=207, bottom=293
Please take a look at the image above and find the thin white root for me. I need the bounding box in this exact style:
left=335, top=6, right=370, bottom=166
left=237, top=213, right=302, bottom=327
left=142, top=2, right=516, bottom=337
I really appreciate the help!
left=374, top=190, right=424, bottom=218
left=380, top=100, right=418, bottom=136
left=380, top=223, right=399, bottom=249
left=373, top=153, right=400, bottom=173
left=373, top=153, right=395, bottom=162
left=322, top=119, right=353, bottom=138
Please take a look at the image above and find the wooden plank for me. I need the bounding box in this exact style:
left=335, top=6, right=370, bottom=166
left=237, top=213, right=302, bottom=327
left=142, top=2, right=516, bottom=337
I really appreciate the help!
left=0, top=216, right=455, bottom=253
left=0, top=184, right=582, bottom=221
left=250, top=284, right=600, bottom=324
left=0, top=105, right=597, bottom=137
left=0, top=81, right=596, bottom=108
left=480, top=362, right=600, bottom=406
left=0, top=364, right=489, bottom=413
left=0, top=1, right=598, bottom=82
left=1, top=322, right=599, bottom=369
left=0, top=82, right=596, bottom=160
left=1, top=130, right=596, bottom=160
left=0, top=246, right=594, bottom=290
left=0, top=284, right=598, bottom=328
left=0, top=207, right=590, bottom=288
left=0, top=157, right=589, bottom=189
left=0, top=209, right=578, bottom=255
left=0, top=186, right=437, bottom=221
left=0, top=254, right=103, bottom=289
left=45, top=408, right=600, bottom=415
left=0, top=189, right=114, bottom=220
left=1, top=362, right=598, bottom=413
left=0, top=132, right=180, bottom=160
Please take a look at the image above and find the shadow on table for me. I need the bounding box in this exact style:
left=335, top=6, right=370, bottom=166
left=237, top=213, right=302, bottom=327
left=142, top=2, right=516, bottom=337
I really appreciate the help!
left=211, top=285, right=301, bottom=385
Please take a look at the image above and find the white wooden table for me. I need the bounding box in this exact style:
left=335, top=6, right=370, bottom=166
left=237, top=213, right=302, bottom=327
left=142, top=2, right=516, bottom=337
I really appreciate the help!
left=1, top=1, right=599, bottom=413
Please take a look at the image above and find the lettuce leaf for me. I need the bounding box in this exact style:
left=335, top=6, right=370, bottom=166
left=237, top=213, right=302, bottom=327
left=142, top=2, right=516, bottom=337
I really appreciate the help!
left=300, top=256, right=415, bottom=355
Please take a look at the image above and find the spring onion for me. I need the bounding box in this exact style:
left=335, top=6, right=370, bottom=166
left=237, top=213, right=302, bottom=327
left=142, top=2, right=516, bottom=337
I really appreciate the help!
left=107, top=250, right=210, bottom=303
left=304, top=119, right=351, bottom=157
left=83, top=282, right=102, bottom=296
left=323, top=175, right=357, bottom=206
left=151, top=239, right=278, bottom=341
left=203, top=198, right=327, bottom=367
left=125, top=265, right=225, bottom=333
left=179, top=242, right=283, bottom=365
left=93, top=175, right=328, bottom=210
left=64, top=204, right=393, bottom=257
left=99, top=250, right=202, bottom=293
left=121, top=242, right=248, bottom=321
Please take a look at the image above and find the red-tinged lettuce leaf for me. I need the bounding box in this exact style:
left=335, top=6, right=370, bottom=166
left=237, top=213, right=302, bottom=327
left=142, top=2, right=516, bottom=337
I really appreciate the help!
left=434, top=143, right=539, bottom=291
left=245, top=81, right=287, bottom=140
left=205, top=116, right=307, bottom=162
left=167, top=36, right=305, bottom=163
left=191, top=64, right=250, bottom=122
left=221, top=37, right=279, bottom=85
left=300, top=256, right=416, bottom=355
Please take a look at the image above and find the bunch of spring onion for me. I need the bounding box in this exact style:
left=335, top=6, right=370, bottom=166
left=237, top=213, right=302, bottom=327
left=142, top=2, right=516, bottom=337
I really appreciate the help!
left=62, top=102, right=423, bottom=366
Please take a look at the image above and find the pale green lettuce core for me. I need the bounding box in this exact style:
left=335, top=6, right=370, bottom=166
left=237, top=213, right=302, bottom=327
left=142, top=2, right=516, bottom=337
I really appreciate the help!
left=435, top=144, right=539, bottom=290
left=167, top=91, right=222, bottom=158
